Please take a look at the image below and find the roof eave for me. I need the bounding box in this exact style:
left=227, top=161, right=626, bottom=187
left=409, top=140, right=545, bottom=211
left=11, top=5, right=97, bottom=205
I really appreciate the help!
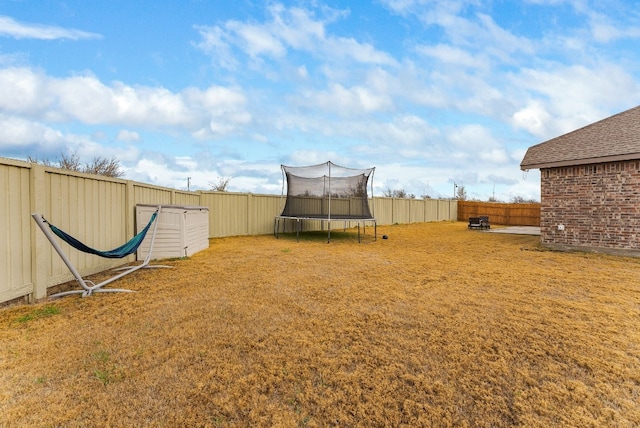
left=520, top=152, right=640, bottom=170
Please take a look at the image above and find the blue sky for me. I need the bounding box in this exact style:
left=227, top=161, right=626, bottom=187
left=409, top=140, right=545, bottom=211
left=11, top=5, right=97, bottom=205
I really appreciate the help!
left=2, top=0, right=640, bottom=201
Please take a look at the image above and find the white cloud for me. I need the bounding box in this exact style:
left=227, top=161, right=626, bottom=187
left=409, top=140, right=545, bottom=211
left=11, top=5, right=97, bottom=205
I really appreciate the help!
left=416, top=43, right=487, bottom=69
left=324, top=37, right=397, bottom=66
left=128, top=157, right=171, bottom=186
left=0, top=67, right=50, bottom=115
left=175, top=156, right=198, bottom=170
left=50, top=77, right=193, bottom=126
left=479, top=148, right=510, bottom=164
left=448, top=124, right=498, bottom=148
left=309, top=82, right=394, bottom=115
left=269, top=4, right=329, bottom=50
left=474, top=14, right=536, bottom=59
left=0, top=67, right=251, bottom=139
left=193, top=25, right=239, bottom=69
left=226, top=20, right=287, bottom=59
left=289, top=150, right=340, bottom=167
left=511, top=63, right=640, bottom=138
left=0, top=113, right=140, bottom=164
left=195, top=3, right=397, bottom=68
left=297, top=65, right=308, bottom=79
left=587, top=11, right=640, bottom=42
left=381, top=0, right=472, bottom=21
left=72, top=140, right=138, bottom=163
left=116, top=130, right=140, bottom=142
left=359, top=115, right=439, bottom=148
left=512, top=101, right=553, bottom=138
left=0, top=114, right=66, bottom=151
left=0, top=15, right=101, bottom=40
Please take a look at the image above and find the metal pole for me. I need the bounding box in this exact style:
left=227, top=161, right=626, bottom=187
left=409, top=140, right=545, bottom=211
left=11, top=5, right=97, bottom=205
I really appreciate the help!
left=31, top=213, right=90, bottom=293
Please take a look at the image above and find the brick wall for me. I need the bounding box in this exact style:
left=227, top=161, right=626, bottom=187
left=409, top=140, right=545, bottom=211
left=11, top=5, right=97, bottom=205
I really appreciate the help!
left=541, top=160, right=640, bottom=252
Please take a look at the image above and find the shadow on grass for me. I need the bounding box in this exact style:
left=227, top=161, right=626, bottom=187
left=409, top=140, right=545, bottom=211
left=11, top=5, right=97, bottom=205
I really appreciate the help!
left=275, top=229, right=375, bottom=243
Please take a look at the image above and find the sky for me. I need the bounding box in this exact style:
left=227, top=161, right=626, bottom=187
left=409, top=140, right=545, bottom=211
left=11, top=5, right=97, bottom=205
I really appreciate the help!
left=1, top=0, right=640, bottom=201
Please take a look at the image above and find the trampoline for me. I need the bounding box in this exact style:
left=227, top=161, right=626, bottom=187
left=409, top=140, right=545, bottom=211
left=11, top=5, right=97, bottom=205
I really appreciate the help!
left=274, top=161, right=376, bottom=242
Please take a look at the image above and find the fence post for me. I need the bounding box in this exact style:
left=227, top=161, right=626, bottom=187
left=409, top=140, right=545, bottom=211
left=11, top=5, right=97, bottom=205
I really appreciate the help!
left=125, top=181, right=135, bottom=240
left=424, top=199, right=428, bottom=222
left=247, top=193, right=253, bottom=235
left=392, top=197, right=396, bottom=224
left=29, top=164, right=48, bottom=301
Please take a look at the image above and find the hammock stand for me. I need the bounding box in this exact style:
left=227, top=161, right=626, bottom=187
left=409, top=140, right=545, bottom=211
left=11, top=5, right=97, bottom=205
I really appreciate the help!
left=32, top=206, right=170, bottom=298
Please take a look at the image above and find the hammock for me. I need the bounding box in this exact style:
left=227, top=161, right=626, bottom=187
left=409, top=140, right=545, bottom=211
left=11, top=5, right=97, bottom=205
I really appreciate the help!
left=32, top=207, right=170, bottom=298
left=48, top=212, right=157, bottom=258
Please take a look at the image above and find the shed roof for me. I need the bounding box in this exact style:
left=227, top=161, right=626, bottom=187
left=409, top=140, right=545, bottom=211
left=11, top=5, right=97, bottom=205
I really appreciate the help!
left=520, top=105, right=640, bottom=170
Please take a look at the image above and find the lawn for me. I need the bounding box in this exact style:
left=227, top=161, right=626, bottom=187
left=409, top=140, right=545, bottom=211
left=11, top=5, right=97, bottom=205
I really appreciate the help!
left=1, top=222, right=639, bottom=427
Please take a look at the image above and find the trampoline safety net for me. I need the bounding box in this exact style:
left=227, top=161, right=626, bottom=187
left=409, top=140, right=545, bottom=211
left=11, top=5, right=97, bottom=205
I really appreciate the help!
left=279, top=161, right=375, bottom=219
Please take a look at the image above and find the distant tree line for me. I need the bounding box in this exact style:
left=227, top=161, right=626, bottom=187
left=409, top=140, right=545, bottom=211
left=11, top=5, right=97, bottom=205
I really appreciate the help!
left=508, top=195, right=538, bottom=203
left=383, top=188, right=416, bottom=199
left=383, top=183, right=467, bottom=200
left=382, top=183, right=538, bottom=203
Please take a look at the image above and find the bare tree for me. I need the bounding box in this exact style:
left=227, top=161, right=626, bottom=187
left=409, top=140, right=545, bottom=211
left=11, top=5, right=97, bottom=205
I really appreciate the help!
left=209, top=177, right=231, bottom=192
left=455, top=184, right=467, bottom=200
left=84, top=156, right=124, bottom=177
left=26, top=156, right=54, bottom=167
left=28, top=152, right=124, bottom=178
left=59, top=153, right=82, bottom=172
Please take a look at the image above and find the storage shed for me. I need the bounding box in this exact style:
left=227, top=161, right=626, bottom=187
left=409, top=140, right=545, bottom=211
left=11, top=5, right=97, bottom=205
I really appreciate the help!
left=136, top=204, right=209, bottom=260
left=520, top=105, right=640, bottom=256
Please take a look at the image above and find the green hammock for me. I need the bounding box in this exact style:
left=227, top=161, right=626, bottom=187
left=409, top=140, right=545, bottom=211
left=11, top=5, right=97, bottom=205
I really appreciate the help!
left=48, top=212, right=157, bottom=259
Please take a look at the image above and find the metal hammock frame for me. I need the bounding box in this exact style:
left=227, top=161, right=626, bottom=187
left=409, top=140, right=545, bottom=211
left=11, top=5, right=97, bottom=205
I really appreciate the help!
left=31, top=206, right=170, bottom=298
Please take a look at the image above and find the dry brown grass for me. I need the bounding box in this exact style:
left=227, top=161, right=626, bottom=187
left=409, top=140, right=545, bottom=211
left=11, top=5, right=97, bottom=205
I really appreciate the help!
left=1, top=222, right=640, bottom=427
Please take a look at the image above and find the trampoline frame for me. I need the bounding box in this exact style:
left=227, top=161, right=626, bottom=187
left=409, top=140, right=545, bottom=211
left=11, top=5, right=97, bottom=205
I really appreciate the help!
left=274, top=215, right=377, bottom=243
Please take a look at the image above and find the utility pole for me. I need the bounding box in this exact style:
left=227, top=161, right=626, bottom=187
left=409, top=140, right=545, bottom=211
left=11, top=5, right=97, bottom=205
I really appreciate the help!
left=187, top=177, right=191, bottom=191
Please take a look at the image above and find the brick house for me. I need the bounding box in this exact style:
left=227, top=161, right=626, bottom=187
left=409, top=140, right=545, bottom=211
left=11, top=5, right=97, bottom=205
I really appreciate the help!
left=520, top=105, right=640, bottom=256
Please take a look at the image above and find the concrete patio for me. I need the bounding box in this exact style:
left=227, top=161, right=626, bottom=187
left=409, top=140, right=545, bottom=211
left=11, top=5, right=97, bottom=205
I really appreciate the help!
left=486, top=226, right=541, bottom=235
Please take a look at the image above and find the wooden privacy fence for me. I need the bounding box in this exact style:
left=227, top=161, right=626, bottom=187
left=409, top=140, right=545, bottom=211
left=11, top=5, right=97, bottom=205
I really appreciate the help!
left=457, top=200, right=541, bottom=226
left=0, top=157, right=458, bottom=303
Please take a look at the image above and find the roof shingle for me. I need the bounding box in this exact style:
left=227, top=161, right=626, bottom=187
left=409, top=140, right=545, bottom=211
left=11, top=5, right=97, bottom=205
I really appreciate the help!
left=520, top=105, right=640, bottom=170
